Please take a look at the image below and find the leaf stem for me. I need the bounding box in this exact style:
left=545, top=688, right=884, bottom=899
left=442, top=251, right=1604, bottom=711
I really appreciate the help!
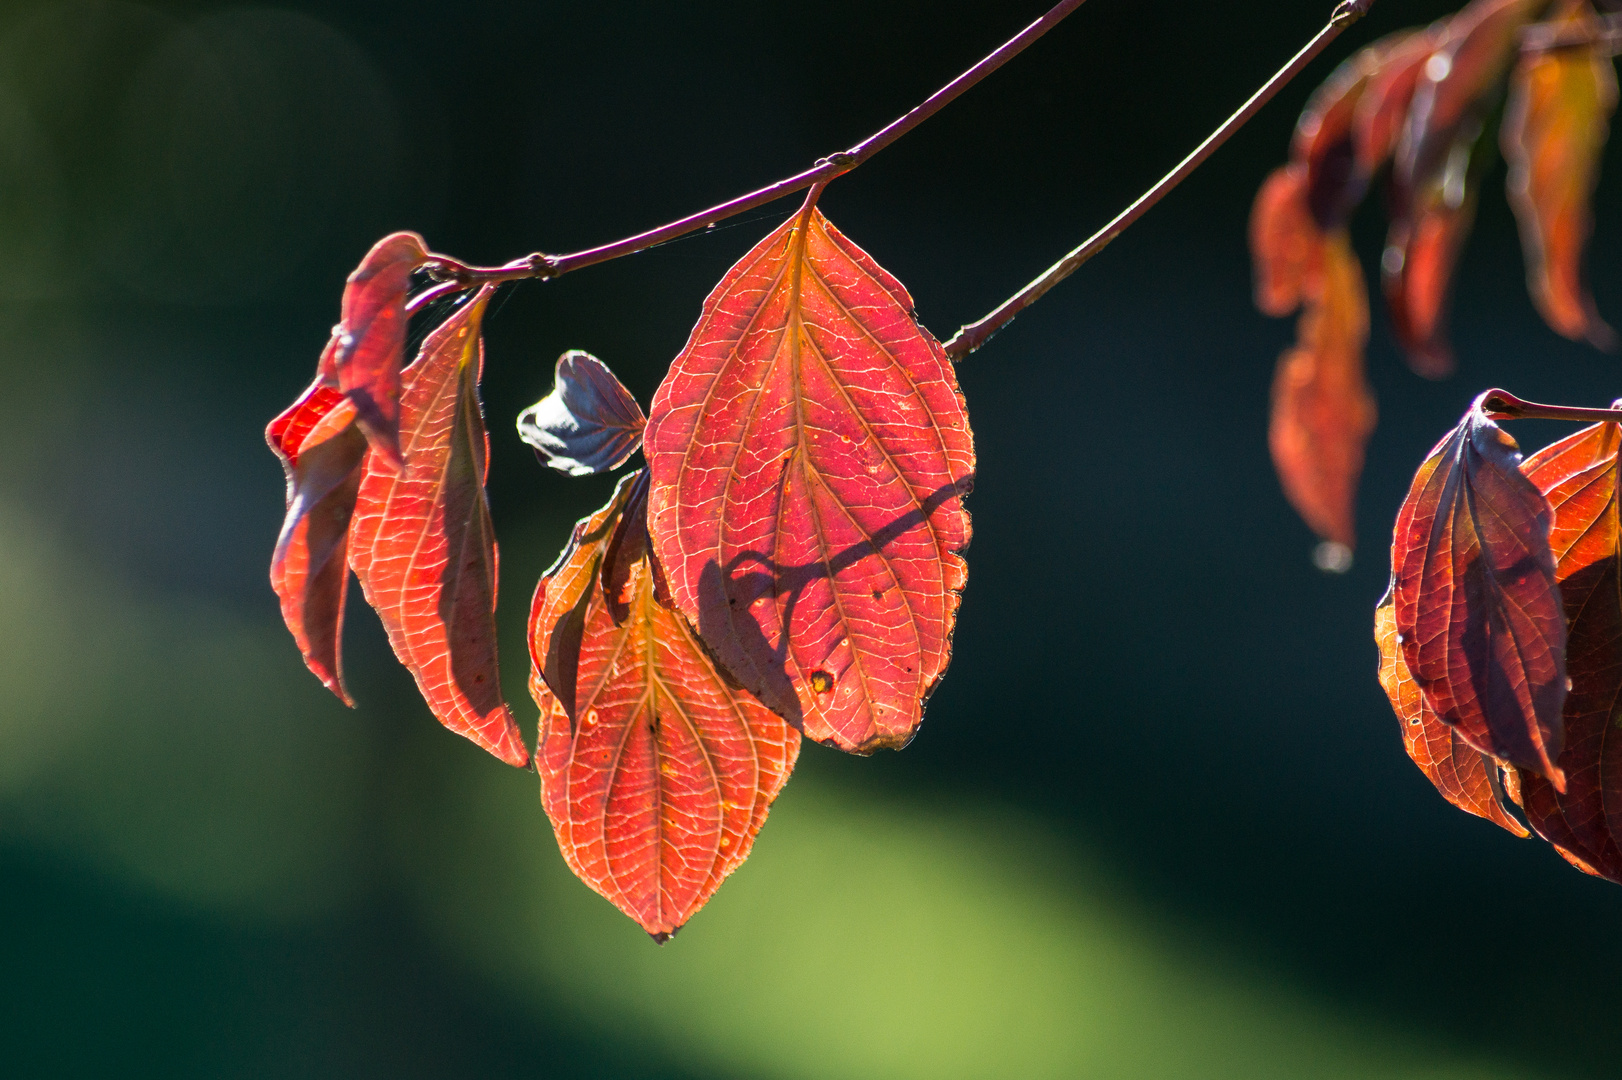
left=1482, top=389, right=1622, bottom=425
left=940, top=0, right=1375, bottom=360
left=421, top=0, right=1091, bottom=290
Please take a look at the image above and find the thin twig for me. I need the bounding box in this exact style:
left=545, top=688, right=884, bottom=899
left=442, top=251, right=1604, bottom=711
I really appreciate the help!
left=1483, top=389, right=1622, bottom=425
left=421, top=0, right=1091, bottom=291
left=941, top=0, right=1376, bottom=360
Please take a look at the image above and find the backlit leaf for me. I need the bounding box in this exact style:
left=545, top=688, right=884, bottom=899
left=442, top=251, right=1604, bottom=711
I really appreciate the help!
left=1502, top=0, right=1618, bottom=349
left=529, top=470, right=799, bottom=940
left=645, top=197, right=974, bottom=754
left=336, top=231, right=429, bottom=466
left=348, top=286, right=527, bottom=767
left=1516, top=417, right=1622, bottom=880
left=1352, top=29, right=1442, bottom=176
left=1385, top=0, right=1550, bottom=377
left=1249, top=165, right=1323, bottom=318
left=516, top=350, right=647, bottom=476
left=1376, top=582, right=1529, bottom=835
left=1390, top=393, right=1566, bottom=785
left=1269, top=230, right=1376, bottom=550
left=267, top=377, right=366, bottom=705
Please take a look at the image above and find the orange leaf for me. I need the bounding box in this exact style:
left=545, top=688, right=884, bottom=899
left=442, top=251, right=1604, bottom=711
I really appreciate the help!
left=1502, top=0, right=1618, bottom=349
left=336, top=231, right=429, bottom=466
left=1390, top=393, right=1566, bottom=786
left=267, top=377, right=366, bottom=705
left=529, top=470, right=799, bottom=940
left=1352, top=29, right=1443, bottom=177
left=645, top=196, right=974, bottom=754
left=348, top=287, right=527, bottom=767
left=1516, top=417, right=1622, bottom=880
left=1269, top=229, right=1376, bottom=551
left=1249, top=165, right=1324, bottom=318
left=1376, top=582, right=1529, bottom=835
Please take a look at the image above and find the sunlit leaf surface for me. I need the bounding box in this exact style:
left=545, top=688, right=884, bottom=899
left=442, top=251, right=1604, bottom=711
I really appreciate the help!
left=1390, top=394, right=1566, bottom=785
left=348, top=286, right=527, bottom=766
left=529, top=470, right=799, bottom=939
left=645, top=199, right=973, bottom=754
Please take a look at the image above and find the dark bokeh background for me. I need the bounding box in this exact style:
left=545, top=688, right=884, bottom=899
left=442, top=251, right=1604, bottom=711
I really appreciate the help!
left=0, top=1, right=1619, bottom=1076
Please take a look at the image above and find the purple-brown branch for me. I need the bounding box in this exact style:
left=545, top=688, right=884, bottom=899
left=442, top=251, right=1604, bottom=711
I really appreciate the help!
left=941, top=0, right=1376, bottom=360
left=1484, top=390, right=1622, bottom=425
left=421, top=0, right=1091, bottom=290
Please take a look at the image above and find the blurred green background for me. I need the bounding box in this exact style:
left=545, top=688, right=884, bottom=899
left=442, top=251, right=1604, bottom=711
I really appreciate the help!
left=0, top=0, right=1619, bottom=1076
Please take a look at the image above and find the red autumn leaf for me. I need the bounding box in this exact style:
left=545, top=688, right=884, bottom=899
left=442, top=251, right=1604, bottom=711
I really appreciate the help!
left=1269, top=229, right=1376, bottom=551
left=516, top=350, right=647, bottom=476
left=529, top=470, right=800, bottom=940
left=1382, top=194, right=1479, bottom=380
left=1376, top=582, right=1529, bottom=835
left=1502, top=0, right=1618, bottom=350
left=1397, top=0, right=1550, bottom=192
left=1390, top=392, right=1566, bottom=785
left=1515, top=416, right=1622, bottom=880
left=1383, top=0, right=1549, bottom=378
left=336, top=231, right=429, bottom=466
left=348, top=286, right=527, bottom=767
left=1249, top=165, right=1324, bottom=318
left=645, top=196, right=974, bottom=755
left=1352, top=29, right=1442, bottom=177
left=267, top=377, right=366, bottom=705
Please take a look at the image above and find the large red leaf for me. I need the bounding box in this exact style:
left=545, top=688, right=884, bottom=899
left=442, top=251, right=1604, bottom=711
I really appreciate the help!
left=336, top=231, right=429, bottom=466
left=1390, top=393, right=1566, bottom=785
left=1269, top=229, right=1376, bottom=551
left=267, top=377, right=366, bottom=705
left=529, top=470, right=799, bottom=939
left=348, top=286, right=527, bottom=767
left=645, top=196, right=974, bottom=754
left=1502, top=0, right=1618, bottom=350
left=1516, top=418, right=1622, bottom=880
left=1376, top=582, right=1529, bottom=835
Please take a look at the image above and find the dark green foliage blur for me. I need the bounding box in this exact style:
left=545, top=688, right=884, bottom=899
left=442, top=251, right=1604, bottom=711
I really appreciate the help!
left=0, top=1, right=1619, bottom=1076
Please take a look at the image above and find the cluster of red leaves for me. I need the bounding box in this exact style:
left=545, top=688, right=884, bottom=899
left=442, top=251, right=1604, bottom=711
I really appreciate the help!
left=1253, top=0, right=1617, bottom=556
left=269, top=191, right=975, bottom=937
left=1379, top=392, right=1622, bottom=882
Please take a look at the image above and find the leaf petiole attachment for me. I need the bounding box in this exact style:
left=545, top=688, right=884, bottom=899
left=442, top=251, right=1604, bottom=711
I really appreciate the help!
left=1482, top=388, right=1622, bottom=423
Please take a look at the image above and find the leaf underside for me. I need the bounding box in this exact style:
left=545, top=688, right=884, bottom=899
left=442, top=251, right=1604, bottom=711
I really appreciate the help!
left=517, top=350, right=648, bottom=476
left=645, top=202, right=974, bottom=754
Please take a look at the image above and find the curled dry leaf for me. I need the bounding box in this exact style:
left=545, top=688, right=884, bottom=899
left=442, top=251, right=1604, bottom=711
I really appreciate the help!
left=1515, top=416, right=1622, bottom=880
left=1269, top=230, right=1376, bottom=550
left=348, top=286, right=528, bottom=767
left=1390, top=393, right=1566, bottom=785
left=645, top=195, right=974, bottom=754
left=1376, top=582, right=1529, bottom=835
left=336, top=231, right=429, bottom=466
left=529, top=470, right=799, bottom=940
left=267, top=378, right=367, bottom=705
left=1502, top=0, right=1618, bottom=350
left=516, top=350, right=647, bottom=476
